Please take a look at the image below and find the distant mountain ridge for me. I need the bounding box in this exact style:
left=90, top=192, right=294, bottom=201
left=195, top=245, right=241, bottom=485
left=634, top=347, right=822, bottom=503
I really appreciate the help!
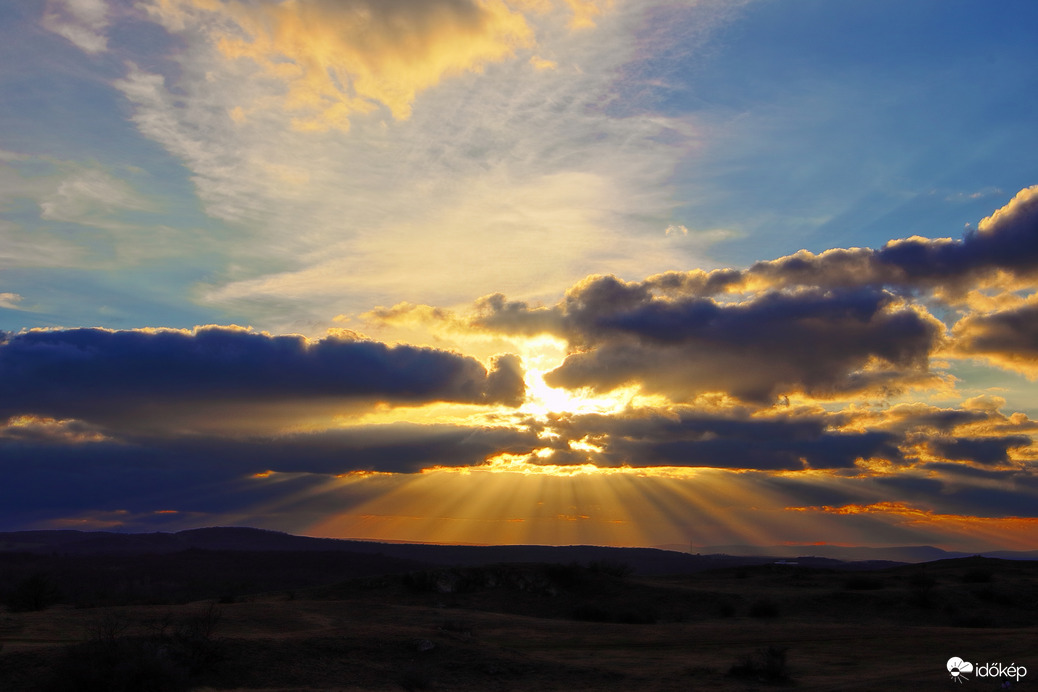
left=1, top=527, right=1034, bottom=574
left=0, top=527, right=760, bottom=575
left=675, top=542, right=1038, bottom=563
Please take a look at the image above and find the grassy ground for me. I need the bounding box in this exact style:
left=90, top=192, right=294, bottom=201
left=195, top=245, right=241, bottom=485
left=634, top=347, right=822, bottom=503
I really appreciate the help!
left=1, top=557, right=1035, bottom=691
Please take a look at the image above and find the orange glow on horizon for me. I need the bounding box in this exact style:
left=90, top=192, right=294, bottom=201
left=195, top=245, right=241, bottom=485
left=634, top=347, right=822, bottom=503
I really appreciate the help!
left=787, top=501, right=1038, bottom=551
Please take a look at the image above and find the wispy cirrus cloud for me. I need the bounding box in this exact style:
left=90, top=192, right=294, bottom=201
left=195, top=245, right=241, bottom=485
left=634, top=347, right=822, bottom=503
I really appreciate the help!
left=102, top=0, right=734, bottom=331
left=147, top=0, right=537, bottom=131
left=41, top=0, right=110, bottom=54
left=0, top=293, right=25, bottom=311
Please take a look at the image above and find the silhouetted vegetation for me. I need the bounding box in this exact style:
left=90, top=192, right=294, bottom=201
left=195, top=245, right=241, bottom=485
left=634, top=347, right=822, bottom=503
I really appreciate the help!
left=398, top=666, right=434, bottom=691
left=749, top=598, right=780, bottom=618
left=43, top=603, right=223, bottom=692
left=844, top=575, right=885, bottom=590
left=907, top=570, right=937, bottom=607
left=728, top=645, right=792, bottom=684
left=962, top=567, right=993, bottom=583
left=570, top=603, right=658, bottom=624
left=586, top=560, right=633, bottom=578
left=1, top=542, right=1037, bottom=692
left=5, top=572, right=62, bottom=612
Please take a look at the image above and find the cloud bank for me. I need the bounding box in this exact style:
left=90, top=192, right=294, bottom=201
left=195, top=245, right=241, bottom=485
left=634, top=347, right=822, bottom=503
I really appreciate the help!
left=0, top=326, right=525, bottom=430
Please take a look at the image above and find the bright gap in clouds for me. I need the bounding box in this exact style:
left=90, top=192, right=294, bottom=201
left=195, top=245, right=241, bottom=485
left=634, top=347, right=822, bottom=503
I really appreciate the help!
left=517, top=335, right=645, bottom=419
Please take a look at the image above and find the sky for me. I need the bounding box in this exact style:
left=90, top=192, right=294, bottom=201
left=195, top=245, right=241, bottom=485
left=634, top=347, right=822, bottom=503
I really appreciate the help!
left=2, top=0, right=1038, bottom=551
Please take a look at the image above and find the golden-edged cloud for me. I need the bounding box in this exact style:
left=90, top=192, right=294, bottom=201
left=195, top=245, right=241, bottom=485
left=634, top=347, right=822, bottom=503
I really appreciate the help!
left=950, top=294, right=1038, bottom=379
left=152, top=0, right=536, bottom=131
left=0, top=325, right=525, bottom=434
left=446, top=277, right=948, bottom=405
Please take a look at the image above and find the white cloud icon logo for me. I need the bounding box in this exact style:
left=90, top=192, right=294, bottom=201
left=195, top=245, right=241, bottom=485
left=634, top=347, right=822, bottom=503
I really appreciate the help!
left=948, top=657, right=974, bottom=682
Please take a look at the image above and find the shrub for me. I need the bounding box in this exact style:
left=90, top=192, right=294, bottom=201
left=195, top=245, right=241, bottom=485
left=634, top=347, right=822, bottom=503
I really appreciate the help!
left=586, top=560, right=633, bottom=578
left=962, top=568, right=992, bottom=584
left=748, top=599, right=780, bottom=618
left=398, top=667, right=433, bottom=691
left=844, top=576, right=884, bottom=590
left=543, top=562, right=586, bottom=588
left=44, top=603, right=223, bottom=692
left=728, top=645, right=792, bottom=684
left=6, top=573, right=62, bottom=612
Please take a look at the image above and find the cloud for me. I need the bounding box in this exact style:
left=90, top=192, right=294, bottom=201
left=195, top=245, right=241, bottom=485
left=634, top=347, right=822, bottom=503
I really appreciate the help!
left=0, top=293, right=25, bottom=311
left=529, top=55, right=557, bottom=70
left=537, top=400, right=1036, bottom=472
left=147, top=0, right=535, bottom=131
left=40, top=0, right=110, bottom=53
left=562, top=0, right=610, bottom=30
left=373, top=187, right=1038, bottom=402
left=0, top=421, right=540, bottom=527
left=0, top=153, right=175, bottom=270
left=0, top=326, right=525, bottom=430
left=950, top=295, right=1038, bottom=379
left=474, top=277, right=944, bottom=403
left=543, top=407, right=904, bottom=471
left=38, top=169, right=155, bottom=227
left=927, top=435, right=1032, bottom=466
left=638, top=184, right=1038, bottom=302
left=106, top=1, right=723, bottom=332
left=0, top=415, right=110, bottom=444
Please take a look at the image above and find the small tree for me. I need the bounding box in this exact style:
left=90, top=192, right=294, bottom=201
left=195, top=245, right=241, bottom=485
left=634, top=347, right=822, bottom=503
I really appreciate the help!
left=7, top=573, right=61, bottom=612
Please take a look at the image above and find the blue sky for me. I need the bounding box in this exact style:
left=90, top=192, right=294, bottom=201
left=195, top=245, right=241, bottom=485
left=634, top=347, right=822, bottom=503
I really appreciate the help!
left=2, top=0, right=1037, bottom=549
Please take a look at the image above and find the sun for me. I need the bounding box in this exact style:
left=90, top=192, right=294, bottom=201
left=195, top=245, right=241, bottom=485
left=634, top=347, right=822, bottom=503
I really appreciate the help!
left=514, top=335, right=639, bottom=417
left=519, top=368, right=638, bottom=417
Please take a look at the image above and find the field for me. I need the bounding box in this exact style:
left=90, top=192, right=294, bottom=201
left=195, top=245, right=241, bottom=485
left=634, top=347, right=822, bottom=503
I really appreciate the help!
left=1, top=555, right=1036, bottom=691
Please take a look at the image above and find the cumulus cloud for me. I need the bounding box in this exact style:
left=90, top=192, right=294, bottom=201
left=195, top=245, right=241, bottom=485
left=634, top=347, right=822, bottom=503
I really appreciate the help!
left=517, top=398, right=1038, bottom=473
left=473, top=278, right=944, bottom=403
left=950, top=295, right=1038, bottom=379
left=370, top=186, right=1038, bottom=403
left=634, top=184, right=1038, bottom=302
left=0, top=326, right=525, bottom=430
left=927, top=435, right=1032, bottom=466
left=542, top=407, right=903, bottom=471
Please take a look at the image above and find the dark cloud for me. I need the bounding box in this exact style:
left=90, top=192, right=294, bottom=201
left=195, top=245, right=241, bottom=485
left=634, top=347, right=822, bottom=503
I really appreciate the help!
left=381, top=187, right=1038, bottom=403
left=873, top=474, right=946, bottom=497
left=159, top=422, right=540, bottom=475
left=922, top=462, right=1028, bottom=481
left=951, top=300, right=1038, bottom=376
left=927, top=435, right=1032, bottom=466
left=531, top=401, right=1036, bottom=475
left=921, top=483, right=1038, bottom=519
left=757, top=473, right=862, bottom=508
left=545, top=408, right=903, bottom=471
left=657, top=184, right=1038, bottom=298
left=539, top=284, right=941, bottom=403
left=0, top=326, right=525, bottom=428
left=0, top=422, right=540, bottom=523
left=876, top=405, right=989, bottom=435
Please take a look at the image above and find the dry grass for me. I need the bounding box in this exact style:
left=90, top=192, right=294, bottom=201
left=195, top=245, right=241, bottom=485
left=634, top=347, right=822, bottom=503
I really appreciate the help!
left=2, top=558, right=1036, bottom=690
